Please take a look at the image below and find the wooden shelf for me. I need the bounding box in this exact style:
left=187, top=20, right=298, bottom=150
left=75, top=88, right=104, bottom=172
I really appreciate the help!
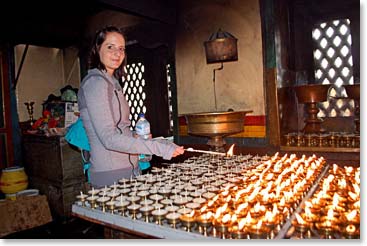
left=280, top=146, right=360, bottom=153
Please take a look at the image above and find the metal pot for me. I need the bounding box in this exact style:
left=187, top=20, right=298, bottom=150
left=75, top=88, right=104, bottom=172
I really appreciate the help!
left=183, top=110, right=252, bottom=150
left=294, top=84, right=330, bottom=103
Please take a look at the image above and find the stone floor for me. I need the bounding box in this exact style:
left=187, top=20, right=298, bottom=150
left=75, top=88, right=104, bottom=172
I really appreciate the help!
left=2, top=217, right=104, bottom=239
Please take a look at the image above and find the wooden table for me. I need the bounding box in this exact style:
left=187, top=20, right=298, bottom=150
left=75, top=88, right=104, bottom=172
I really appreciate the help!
left=72, top=205, right=212, bottom=239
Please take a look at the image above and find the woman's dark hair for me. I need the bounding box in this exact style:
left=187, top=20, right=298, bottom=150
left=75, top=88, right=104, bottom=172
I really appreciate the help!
left=88, top=26, right=127, bottom=80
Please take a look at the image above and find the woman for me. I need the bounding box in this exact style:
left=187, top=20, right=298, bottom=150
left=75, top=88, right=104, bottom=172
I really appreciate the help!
left=78, top=26, right=184, bottom=188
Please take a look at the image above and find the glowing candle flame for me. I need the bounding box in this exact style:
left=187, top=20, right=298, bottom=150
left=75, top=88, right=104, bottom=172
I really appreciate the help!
left=332, top=193, right=340, bottom=207
left=255, top=220, right=263, bottom=229
left=327, top=209, right=334, bottom=220
left=214, top=208, right=222, bottom=219
left=221, top=203, right=228, bottom=212
left=200, top=205, right=207, bottom=213
left=245, top=212, right=253, bottom=224
left=352, top=183, right=360, bottom=195
left=345, top=166, right=353, bottom=175
left=208, top=199, right=215, bottom=207
left=226, top=144, right=235, bottom=157
left=248, top=186, right=260, bottom=200
left=263, top=182, right=273, bottom=193
left=348, top=191, right=358, bottom=201
left=262, top=193, right=269, bottom=203
left=332, top=164, right=338, bottom=174
left=346, top=210, right=357, bottom=221
left=326, top=174, right=334, bottom=183
left=202, top=211, right=212, bottom=221
left=235, top=202, right=248, bottom=214
left=295, top=213, right=305, bottom=224
left=189, top=210, right=195, bottom=217
left=265, top=173, right=274, bottom=181
left=306, top=169, right=314, bottom=179
left=222, top=213, right=231, bottom=224
left=221, top=190, right=229, bottom=197
left=279, top=197, right=286, bottom=206
left=235, top=189, right=247, bottom=202
left=352, top=200, right=360, bottom=209
left=239, top=218, right=247, bottom=230
left=231, top=214, right=238, bottom=224
left=336, top=179, right=346, bottom=189
left=264, top=211, right=273, bottom=222
left=254, top=202, right=261, bottom=212
left=324, top=220, right=332, bottom=227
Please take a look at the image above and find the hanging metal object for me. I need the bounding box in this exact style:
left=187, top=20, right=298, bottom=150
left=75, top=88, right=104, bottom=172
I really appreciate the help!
left=204, top=28, right=238, bottom=64
left=203, top=29, right=238, bottom=110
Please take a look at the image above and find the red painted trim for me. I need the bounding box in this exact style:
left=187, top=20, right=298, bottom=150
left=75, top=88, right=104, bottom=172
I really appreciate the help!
left=244, top=116, right=266, bottom=126
left=179, top=115, right=266, bottom=126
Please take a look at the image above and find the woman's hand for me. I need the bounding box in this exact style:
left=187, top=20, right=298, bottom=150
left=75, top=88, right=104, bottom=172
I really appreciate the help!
left=172, top=146, right=185, bottom=157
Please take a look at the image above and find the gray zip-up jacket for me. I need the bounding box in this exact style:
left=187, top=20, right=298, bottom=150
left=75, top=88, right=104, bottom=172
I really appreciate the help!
left=78, top=68, right=178, bottom=187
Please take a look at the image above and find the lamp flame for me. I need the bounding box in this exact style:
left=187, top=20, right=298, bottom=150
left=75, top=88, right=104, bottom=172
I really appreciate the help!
left=239, top=218, right=247, bottom=230
left=226, top=144, right=235, bottom=157
left=231, top=214, right=238, bottom=224
left=255, top=220, right=263, bottom=229
left=348, top=191, right=358, bottom=201
left=346, top=210, right=357, bottom=221
left=245, top=212, right=253, bottom=224
left=222, top=213, right=231, bottom=224
left=295, top=213, right=305, bottom=224
left=189, top=210, right=195, bottom=217
left=204, top=211, right=213, bottom=220
left=264, top=211, right=273, bottom=222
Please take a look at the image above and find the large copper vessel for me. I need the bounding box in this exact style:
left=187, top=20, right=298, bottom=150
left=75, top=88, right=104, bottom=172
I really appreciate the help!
left=184, top=110, right=252, bottom=151
left=294, top=84, right=330, bottom=103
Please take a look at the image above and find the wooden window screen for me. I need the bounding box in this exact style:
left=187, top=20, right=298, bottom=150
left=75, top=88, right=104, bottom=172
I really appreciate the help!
left=166, top=64, right=173, bottom=132
left=123, top=62, right=147, bottom=130
left=123, top=62, right=174, bottom=133
left=312, top=18, right=355, bottom=117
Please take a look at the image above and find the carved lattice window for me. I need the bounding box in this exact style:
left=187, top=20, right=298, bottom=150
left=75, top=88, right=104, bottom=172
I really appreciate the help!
left=312, top=19, right=355, bottom=117
left=166, top=64, right=174, bottom=132
left=123, top=62, right=146, bottom=130
left=123, top=62, right=174, bottom=133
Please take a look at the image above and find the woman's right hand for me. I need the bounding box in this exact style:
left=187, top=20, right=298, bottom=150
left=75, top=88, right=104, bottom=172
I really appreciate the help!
left=172, top=146, right=184, bottom=157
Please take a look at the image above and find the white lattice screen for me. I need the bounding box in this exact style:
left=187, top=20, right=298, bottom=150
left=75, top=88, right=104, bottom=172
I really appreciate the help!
left=123, top=62, right=147, bottom=129
left=123, top=62, right=174, bottom=132
left=312, top=18, right=355, bottom=117
left=166, top=64, right=174, bottom=132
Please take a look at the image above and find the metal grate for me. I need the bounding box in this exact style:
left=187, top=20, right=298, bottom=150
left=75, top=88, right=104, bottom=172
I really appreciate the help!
left=312, top=19, right=355, bottom=117
left=122, top=62, right=147, bottom=130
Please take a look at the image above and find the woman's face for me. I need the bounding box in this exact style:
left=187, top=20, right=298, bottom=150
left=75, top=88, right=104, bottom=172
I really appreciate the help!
left=99, top=32, right=126, bottom=76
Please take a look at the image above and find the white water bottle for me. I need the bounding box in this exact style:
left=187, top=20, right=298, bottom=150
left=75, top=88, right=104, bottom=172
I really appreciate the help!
left=135, top=113, right=152, bottom=162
